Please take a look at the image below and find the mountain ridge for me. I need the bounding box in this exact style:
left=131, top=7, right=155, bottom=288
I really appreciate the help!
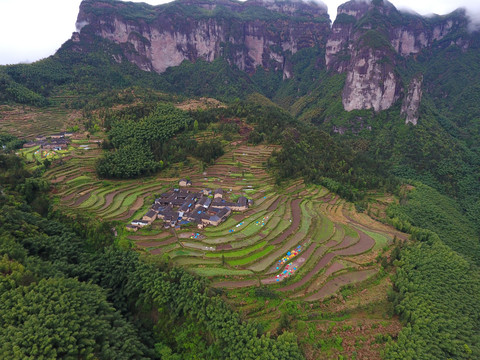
left=72, top=0, right=474, bottom=121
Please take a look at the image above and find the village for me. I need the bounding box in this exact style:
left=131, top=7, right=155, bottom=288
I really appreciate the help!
left=127, top=179, right=252, bottom=232
left=22, top=132, right=72, bottom=151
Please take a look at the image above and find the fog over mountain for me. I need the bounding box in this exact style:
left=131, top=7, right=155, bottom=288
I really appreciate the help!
left=0, top=0, right=479, bottom=65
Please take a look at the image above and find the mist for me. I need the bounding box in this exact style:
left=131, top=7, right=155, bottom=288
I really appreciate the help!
left=1, top=0, right=480, bottom=65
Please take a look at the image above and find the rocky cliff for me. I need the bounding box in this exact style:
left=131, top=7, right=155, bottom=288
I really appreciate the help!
left=74, top=0, right=330, bottom=78
left=72, top=0, right=472, bottom=122
left=326, top=0, right=468, bottom=115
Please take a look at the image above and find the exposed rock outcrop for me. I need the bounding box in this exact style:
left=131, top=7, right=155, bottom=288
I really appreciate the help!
left=72, top=0, right=471, bottom=119
left=342, top=47, right=400, bottom=112
left=75, top=0, right=330, bottom=77
left=327, top=0, right=467, bottom=115
left=401, top=75, right=423, bottom=125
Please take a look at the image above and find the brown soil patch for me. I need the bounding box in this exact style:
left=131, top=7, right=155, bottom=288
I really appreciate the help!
left=323, top=261, right=345, bottom=278
left=267, top=195, right=283, bottom=212
left=270, top=198, right=302, bottom=245
left=333, top=230, right=375, bottom=256
left=303, top=316, right=401, bottom=360
left=305, top=269, right=377, bottom=301
left=128, top=232, right=171, bottom=241
left=329, top=195, right=339, bottom=205
left=211, top=279, right=259, bottom=289
left=136, top=238, right=176, bottom=248
left=333, top=236, right=358, bottom=250
left=175, top=97, right=225, bottom=111
left=72, top=192, right=91, bottom=207
left=216, top=243, right=233, bottom=251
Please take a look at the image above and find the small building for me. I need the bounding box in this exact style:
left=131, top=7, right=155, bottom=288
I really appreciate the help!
left=179, top=179, right=192, bottom=187
left=208, top=215, right=222, bottom=226
left=211, top=199, right=236, bottom=209
left=142, top=210, right=158, bottom=224
left=126, top=224, right=138, bottom=232
left=35, top=135, right=46, bottom=141
left=206, top=207, right=231, bottom=226
left=131, top=220, right=149, bottom=228
left=196, top=196, right=212, bottom=209
left=214, top=188, right=223, bottom=199
left=229, top=196, right=249, bottom=211
left=217, top=207, right=232, bottom=220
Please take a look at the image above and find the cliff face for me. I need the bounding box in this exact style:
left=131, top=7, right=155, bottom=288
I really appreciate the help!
left=72, top=0, right=471, bottom=122
left=326, top=0, right=467, bottom=114
left=75, top=0, right=330, bottom=78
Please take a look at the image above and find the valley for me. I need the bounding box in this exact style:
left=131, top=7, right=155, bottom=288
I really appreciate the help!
left=10, top=106, right=405, bottom=358
left=2, top=0, right=480, bottom=358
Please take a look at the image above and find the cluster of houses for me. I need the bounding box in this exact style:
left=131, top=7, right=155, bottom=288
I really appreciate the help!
left=23, top=132, right=72, bottom=151
left=127, top=185, right=251, bottom=232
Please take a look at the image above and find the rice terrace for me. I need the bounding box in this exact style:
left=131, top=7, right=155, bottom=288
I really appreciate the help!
left=41, top=139, right=402, bottom=298
left=2, top=95, right=413, bottom=358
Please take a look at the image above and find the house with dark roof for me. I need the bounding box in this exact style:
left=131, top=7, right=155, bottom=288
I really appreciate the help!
left=142, top=187, right=246, bottom=229
left=151, top=203, right=163, bottom=212
left=179, top=179, right=192, bottom=187
left=126, top=224, right=138, bottom=232
left=196, top=196, right=212, bottom=209
left=142, top=210, right=158, bottom=224
left=229, top=196, right=249, bottom=211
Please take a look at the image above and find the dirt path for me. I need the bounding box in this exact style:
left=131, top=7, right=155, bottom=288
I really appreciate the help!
left=270, top=198, right=302, bottom=245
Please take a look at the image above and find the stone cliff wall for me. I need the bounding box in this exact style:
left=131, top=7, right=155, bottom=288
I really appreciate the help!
left=74, top=0, right=469, bottom=121
left=326, top=0, right=465, bottom=115
left=75, top=0, right=330, bottom=77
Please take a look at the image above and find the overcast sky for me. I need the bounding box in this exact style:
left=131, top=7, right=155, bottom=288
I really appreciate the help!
left=0, top=0, right=479, bottom=65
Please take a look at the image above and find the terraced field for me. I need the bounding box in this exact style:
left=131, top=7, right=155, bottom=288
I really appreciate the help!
left=0, top=102, right=80, bottom=140
left=44, top=139, right=406, bottom=302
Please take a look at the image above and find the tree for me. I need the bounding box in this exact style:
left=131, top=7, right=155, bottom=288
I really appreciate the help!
left=0, top=278, right=147, bottom=359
